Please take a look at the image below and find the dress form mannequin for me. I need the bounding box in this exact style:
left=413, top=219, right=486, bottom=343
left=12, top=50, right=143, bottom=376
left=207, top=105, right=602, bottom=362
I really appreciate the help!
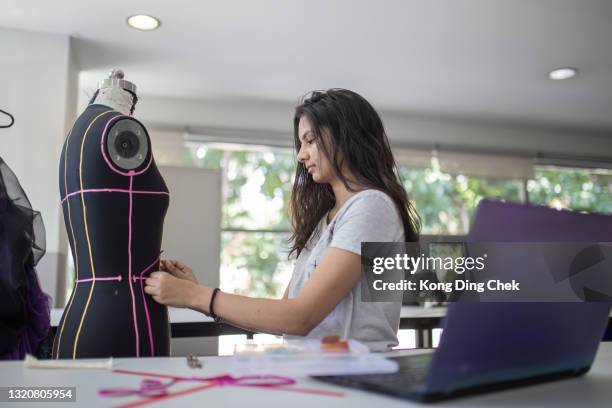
left=53, top=70, right=171, bottom=358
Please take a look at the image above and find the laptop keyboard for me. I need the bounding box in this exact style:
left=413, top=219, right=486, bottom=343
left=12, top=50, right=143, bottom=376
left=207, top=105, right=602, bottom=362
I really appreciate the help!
left=315, top=352, right=433, bottom=391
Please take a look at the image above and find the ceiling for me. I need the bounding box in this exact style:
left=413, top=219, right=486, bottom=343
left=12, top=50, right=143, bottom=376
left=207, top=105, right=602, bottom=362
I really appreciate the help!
left=1, top=0, right=611, bottom=131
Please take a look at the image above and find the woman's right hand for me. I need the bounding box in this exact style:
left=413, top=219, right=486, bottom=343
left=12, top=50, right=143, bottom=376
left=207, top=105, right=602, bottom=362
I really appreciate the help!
left=160, top=259, right=199, bottom=285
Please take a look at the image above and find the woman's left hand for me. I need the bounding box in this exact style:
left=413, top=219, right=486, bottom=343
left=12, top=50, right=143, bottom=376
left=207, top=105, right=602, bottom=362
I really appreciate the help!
left=144, top=271, right=198, bottom=308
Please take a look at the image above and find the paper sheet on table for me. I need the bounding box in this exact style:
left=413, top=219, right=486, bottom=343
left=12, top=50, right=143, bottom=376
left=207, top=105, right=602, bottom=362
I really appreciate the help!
left=230, top=339, right=398, bottom=376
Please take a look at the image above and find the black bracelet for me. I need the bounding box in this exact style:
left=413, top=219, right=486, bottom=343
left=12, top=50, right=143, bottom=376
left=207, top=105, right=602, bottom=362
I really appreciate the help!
left=209, top=287, right=221, bottom=323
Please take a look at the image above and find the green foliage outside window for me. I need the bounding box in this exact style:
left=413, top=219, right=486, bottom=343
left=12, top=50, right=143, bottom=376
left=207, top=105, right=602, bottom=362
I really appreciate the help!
left=184, top=143, right=612, bottom=298
left=528, top=166, right=612, bottom=213
left=399, top=165, right=521, bottom=235
left=221, top=232, right=292, bottom=298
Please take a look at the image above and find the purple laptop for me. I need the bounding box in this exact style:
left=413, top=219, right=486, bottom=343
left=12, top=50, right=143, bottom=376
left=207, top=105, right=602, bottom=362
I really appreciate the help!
left=424, top=199, right=612, bottom=397
left=316, top=199, right=612, bottom=402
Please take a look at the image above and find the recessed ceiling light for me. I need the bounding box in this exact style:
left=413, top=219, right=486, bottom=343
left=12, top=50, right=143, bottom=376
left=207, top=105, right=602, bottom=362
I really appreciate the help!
left=127, top=14, right=161, bottom=31
left=548, top=67, right=578, bottom=80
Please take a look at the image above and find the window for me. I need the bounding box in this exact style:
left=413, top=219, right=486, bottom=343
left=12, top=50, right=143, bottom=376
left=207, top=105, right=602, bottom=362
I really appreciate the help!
left=528, top=165, right=612, bottom=213
left=221, top=231, right=292, bottom=297
left=184, top=143, right=612, bottom=300
left=184, top=143, right=529, bottom=297
left=399, top=164, right=523, bottom=235
left=185, top=143, right=296, bottom=298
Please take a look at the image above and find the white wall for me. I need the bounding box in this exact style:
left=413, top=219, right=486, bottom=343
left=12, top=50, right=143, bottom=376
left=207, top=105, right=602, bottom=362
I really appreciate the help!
left=159, top=166, right=222, bottom=356
left=0, top=27, right=78, bottom=304
left=160, top=166, right=221, bottom=289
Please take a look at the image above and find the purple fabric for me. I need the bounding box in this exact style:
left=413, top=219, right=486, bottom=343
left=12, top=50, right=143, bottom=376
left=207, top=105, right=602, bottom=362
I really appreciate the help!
left=0, top=266, right=51, bottom=360
left=0, top=156, right=50, bottom=360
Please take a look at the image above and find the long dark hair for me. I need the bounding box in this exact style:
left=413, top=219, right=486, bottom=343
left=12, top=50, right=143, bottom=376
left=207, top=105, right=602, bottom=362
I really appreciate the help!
left=289, top=89, right=421, bottom=257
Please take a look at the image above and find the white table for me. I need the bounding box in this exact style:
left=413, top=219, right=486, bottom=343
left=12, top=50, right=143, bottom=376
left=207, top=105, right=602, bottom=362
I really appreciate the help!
left=51, top=306, right=449, bottom=348
left=1, top=344, right=611, bottom=407
left=50, top=306, right=448, bottom=326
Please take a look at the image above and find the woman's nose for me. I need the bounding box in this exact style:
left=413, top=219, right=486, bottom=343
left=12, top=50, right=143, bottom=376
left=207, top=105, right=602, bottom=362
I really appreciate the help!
left=297, top=146, right=308, bottom=163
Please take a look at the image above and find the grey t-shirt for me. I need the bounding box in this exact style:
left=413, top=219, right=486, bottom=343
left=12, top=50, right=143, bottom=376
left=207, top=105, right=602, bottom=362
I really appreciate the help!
left=286, top=189, right=405, bottom=351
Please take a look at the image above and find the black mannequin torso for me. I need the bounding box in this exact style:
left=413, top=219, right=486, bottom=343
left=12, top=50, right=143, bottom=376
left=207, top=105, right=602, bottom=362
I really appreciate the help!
left=53, top=104, right=170, bottom=358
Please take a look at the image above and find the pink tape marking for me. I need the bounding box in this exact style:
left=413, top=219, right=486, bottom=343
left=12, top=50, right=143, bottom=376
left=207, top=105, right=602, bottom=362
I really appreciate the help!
left=138, top=252, right=163, bottom=356
left=99, top=115, right=153, bottom=177
left=74, top=251, right=161, bottom=357
left=61, top=188, right=169, bottom=204
left=103, top=369, right=344, bottom=408
left=127, top=173, right=140, bottom=357
left=76, top=275, right=122, bottom=283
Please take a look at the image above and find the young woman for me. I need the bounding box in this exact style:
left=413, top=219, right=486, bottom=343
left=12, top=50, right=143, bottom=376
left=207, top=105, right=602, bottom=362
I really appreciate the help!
left=145, top=89, right=420, bottom=351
